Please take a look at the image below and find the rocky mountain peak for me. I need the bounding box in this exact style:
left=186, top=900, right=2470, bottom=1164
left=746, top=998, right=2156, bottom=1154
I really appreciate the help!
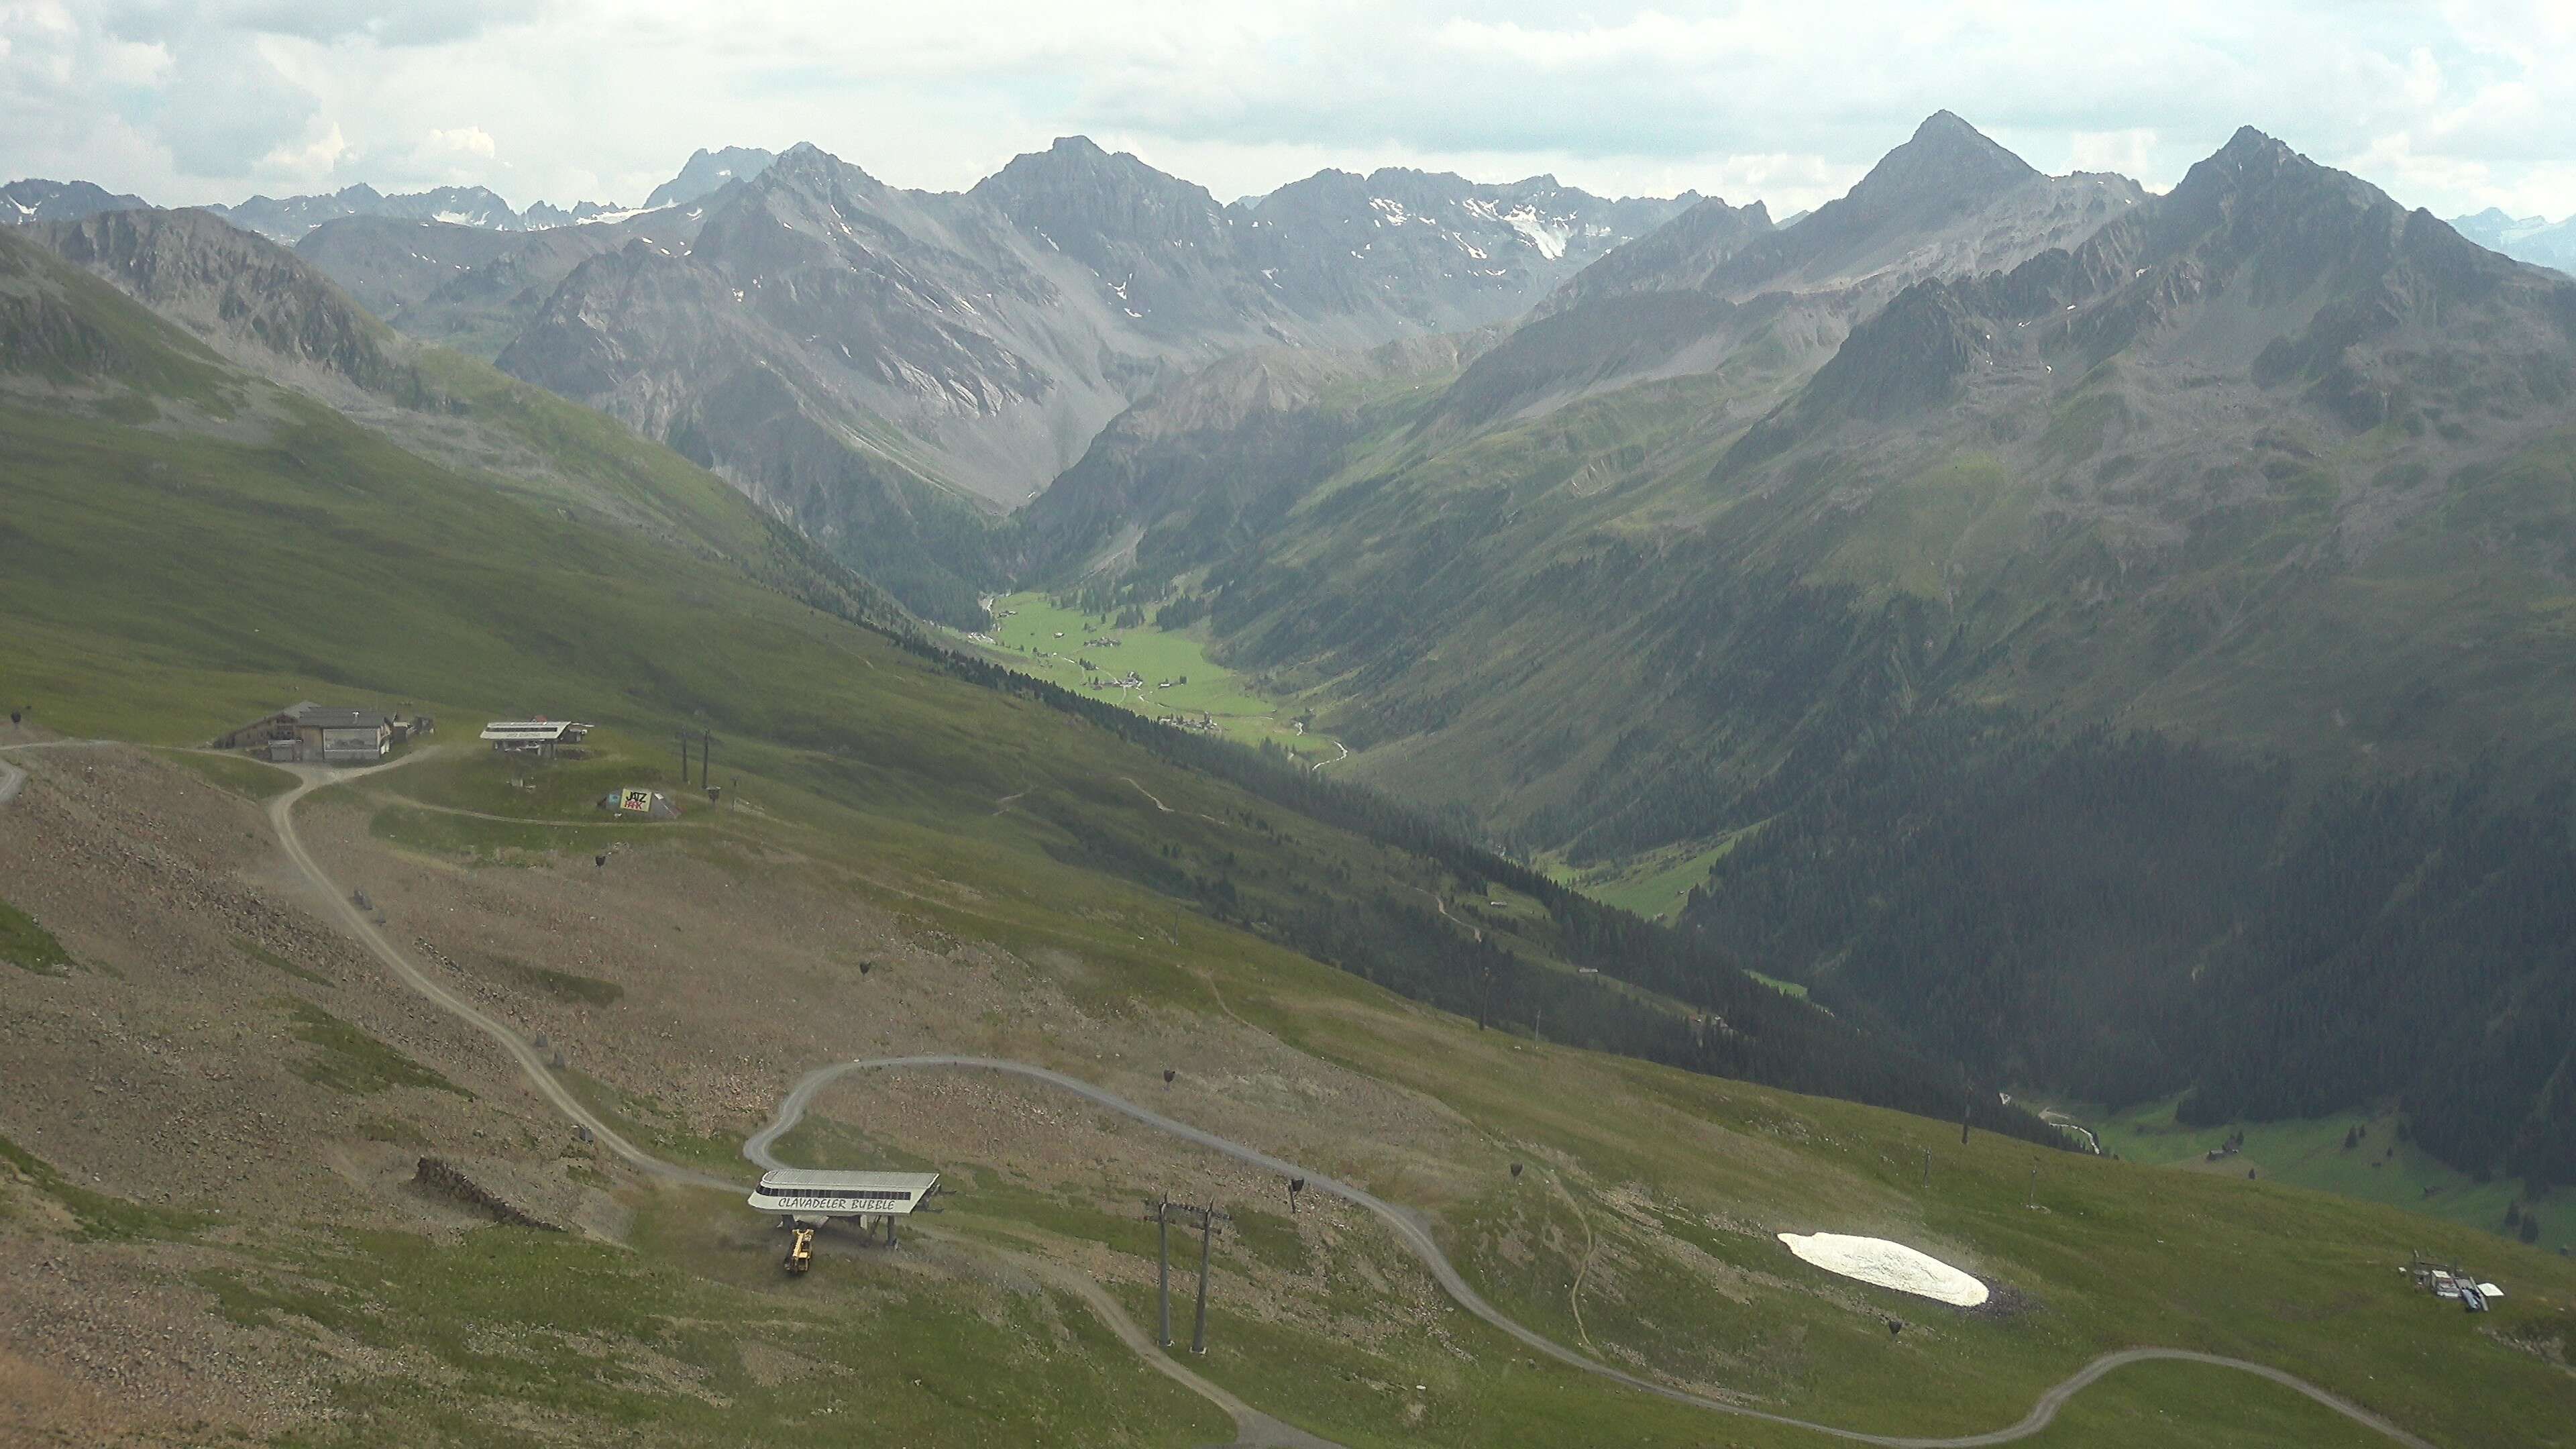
left=747, top=143, right=883, bottom=208
left=1843, top=111, right=2039, bottom=214
left=971, top=138, right=1232, bottom=287
left=643, top=146, right=777, bottom=209
left=2180, top=125, right=2308, bottom=196
left=1538, top=193, right=1777, bottom=312
left=977, top=135, right=1205, bottom=201
left=35, top=207, right=405, bottom=394
left=764, top=141, right=837, bottom=176
left=1, top=177, right=151, bottom=226
left=2157, top=125, right=2365, bottom=231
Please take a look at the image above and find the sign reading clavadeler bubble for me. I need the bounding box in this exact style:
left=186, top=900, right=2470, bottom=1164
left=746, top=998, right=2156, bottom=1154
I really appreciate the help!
left=619, top=788, right=656, bottom=813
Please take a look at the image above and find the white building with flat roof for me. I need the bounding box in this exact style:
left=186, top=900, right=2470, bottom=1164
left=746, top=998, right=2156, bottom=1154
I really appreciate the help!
left=749, top=1169, right=941, bottom=1244
left=479, top=720, right=592, bottom=755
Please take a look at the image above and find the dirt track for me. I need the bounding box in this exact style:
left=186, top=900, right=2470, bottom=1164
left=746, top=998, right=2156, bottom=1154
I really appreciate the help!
left=745, top=1057, right=2436, bottom=1449
left=8, top=741, right=2434, bottom=1449
left=256, top=750, right=1337, bottom=1449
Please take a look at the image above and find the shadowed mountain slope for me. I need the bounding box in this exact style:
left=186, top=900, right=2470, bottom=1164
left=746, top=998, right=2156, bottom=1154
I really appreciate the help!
left=1014, top=119, right=2576, bottom=1191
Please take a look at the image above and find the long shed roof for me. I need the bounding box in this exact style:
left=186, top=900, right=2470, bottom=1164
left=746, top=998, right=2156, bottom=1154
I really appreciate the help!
left=481, top=720, right=576, bottom=741
left=756, top=1169, right=939, bottom=1193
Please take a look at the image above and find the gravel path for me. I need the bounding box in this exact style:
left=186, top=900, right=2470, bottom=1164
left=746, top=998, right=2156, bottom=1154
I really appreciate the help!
left=254, top=753, right=1317, bottom=1449
left=19, top=743, right=2426, bottom=1449
left=752, top=1058, right=2437, bottom=1449
left=268, top=750, right=739, bottom=1192
left=0, top=737, right=117, bottom=804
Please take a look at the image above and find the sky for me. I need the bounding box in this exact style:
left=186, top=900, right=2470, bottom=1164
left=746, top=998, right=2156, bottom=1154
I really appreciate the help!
left=5, top=1, right=2574, bottom=222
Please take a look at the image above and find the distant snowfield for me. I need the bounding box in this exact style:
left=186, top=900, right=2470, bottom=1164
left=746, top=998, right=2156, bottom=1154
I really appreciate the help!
left=1778, top=1232, right=1990, bottom=1306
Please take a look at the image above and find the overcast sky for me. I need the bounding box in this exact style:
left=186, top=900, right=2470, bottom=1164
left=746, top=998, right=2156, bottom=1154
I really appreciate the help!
left=7, top=1, right=2573, bottom=221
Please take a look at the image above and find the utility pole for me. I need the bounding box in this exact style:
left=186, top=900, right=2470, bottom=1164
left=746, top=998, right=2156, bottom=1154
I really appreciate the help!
left=1141, top=1197, right=1228, bottom=1355
left=1156, top=1196, right=1171, bottom=1347
left=1193, top=1207, right=1214, bottom=1355
left=676, top=733, right=692, bottom=786
left=1922, top=1146, right=1931, bottom=1189
left=701, top=730, right=715, bottom=789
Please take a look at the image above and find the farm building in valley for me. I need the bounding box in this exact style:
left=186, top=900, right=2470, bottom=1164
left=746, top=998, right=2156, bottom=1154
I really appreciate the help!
left=214, top=703, right=433, bottom=765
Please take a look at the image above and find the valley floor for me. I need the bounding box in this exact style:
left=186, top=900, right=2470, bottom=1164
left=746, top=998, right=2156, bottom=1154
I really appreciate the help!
left=963, top=593, right=1346, bottom=766
left=2081, top=1098, right=2574, bottom=1258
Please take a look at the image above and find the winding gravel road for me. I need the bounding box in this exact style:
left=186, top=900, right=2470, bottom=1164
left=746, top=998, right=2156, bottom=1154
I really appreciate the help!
left=1, top=743, right=2434, bottom=1448
left=252, top=750, right=1324, bottom=1448
left=264, top=751, right=741, bottom=1193
left=754, top=1058, right=2438, bottom=1449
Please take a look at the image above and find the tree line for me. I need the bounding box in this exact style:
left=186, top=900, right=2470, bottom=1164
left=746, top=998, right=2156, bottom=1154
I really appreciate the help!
left=879, top=623, right=2061, bottom=1149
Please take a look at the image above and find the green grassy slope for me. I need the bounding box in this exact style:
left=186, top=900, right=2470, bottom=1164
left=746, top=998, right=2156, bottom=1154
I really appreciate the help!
left=19, top=737, right=2575, bottom=1446
left=11, top=220, right=2576, bottom=1446
left=0, top=221, right=1986, bottom=1134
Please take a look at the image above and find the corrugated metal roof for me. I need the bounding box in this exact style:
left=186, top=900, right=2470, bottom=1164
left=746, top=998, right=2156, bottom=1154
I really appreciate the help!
left=298, top=708, right=386, bottom=729
left=756, top=1169, right=940, bottom=1193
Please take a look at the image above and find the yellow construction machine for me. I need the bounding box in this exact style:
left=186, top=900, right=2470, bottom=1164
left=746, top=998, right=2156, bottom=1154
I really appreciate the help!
left=782, top=1224, right=815, bottom=1274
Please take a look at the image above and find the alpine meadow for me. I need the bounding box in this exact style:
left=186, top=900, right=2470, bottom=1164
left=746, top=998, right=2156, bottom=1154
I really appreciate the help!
left=4, top=7, right=2574, bottom=1448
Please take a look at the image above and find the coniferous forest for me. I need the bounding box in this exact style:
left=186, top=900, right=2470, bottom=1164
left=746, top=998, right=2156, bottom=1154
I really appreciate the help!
left=1682, top=715, right=2576, bottom=1189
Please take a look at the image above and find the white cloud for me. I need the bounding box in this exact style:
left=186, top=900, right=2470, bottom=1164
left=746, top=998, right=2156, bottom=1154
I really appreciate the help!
left=1, top=0, right=2572, bottom=222
left=2070, top=129, right=2159, bottom=179
left=258, top=120, right=349, bottom=182
left=424, top=125, right=496, bottom=160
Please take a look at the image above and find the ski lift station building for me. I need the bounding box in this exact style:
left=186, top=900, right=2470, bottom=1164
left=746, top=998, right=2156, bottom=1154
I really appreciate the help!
left=480, top=719, right=592, bottom=756
left=749, top=1169, right=941, bottom=1242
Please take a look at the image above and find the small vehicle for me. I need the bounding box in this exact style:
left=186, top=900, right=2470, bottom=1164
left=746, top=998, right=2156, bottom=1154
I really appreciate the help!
left=782, top=1224, right=815, bottom=1275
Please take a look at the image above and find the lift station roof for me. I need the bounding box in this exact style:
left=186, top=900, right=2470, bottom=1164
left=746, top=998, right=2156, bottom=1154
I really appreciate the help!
left=749, top=1169, right=941, bottom=1217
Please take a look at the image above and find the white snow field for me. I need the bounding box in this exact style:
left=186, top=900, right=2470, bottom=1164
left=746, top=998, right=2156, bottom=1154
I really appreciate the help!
left=1777, top=1232, right=1990, bottom=1307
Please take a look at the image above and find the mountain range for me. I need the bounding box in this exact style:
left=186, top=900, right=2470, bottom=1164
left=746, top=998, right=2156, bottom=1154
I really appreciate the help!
left=2449, top=205, right=2576, bottom=274
left=5, top=141, right=1692, bottom=623
left=10, top=113, right=2574, bottom=1193
left=1, top=147, right=780, bottom=248
left=1008, top=115, right=2576, bottom=1193
left=2, top=177, right=149, bottom=225
left=9, top=106, right=2576, bottom=1447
